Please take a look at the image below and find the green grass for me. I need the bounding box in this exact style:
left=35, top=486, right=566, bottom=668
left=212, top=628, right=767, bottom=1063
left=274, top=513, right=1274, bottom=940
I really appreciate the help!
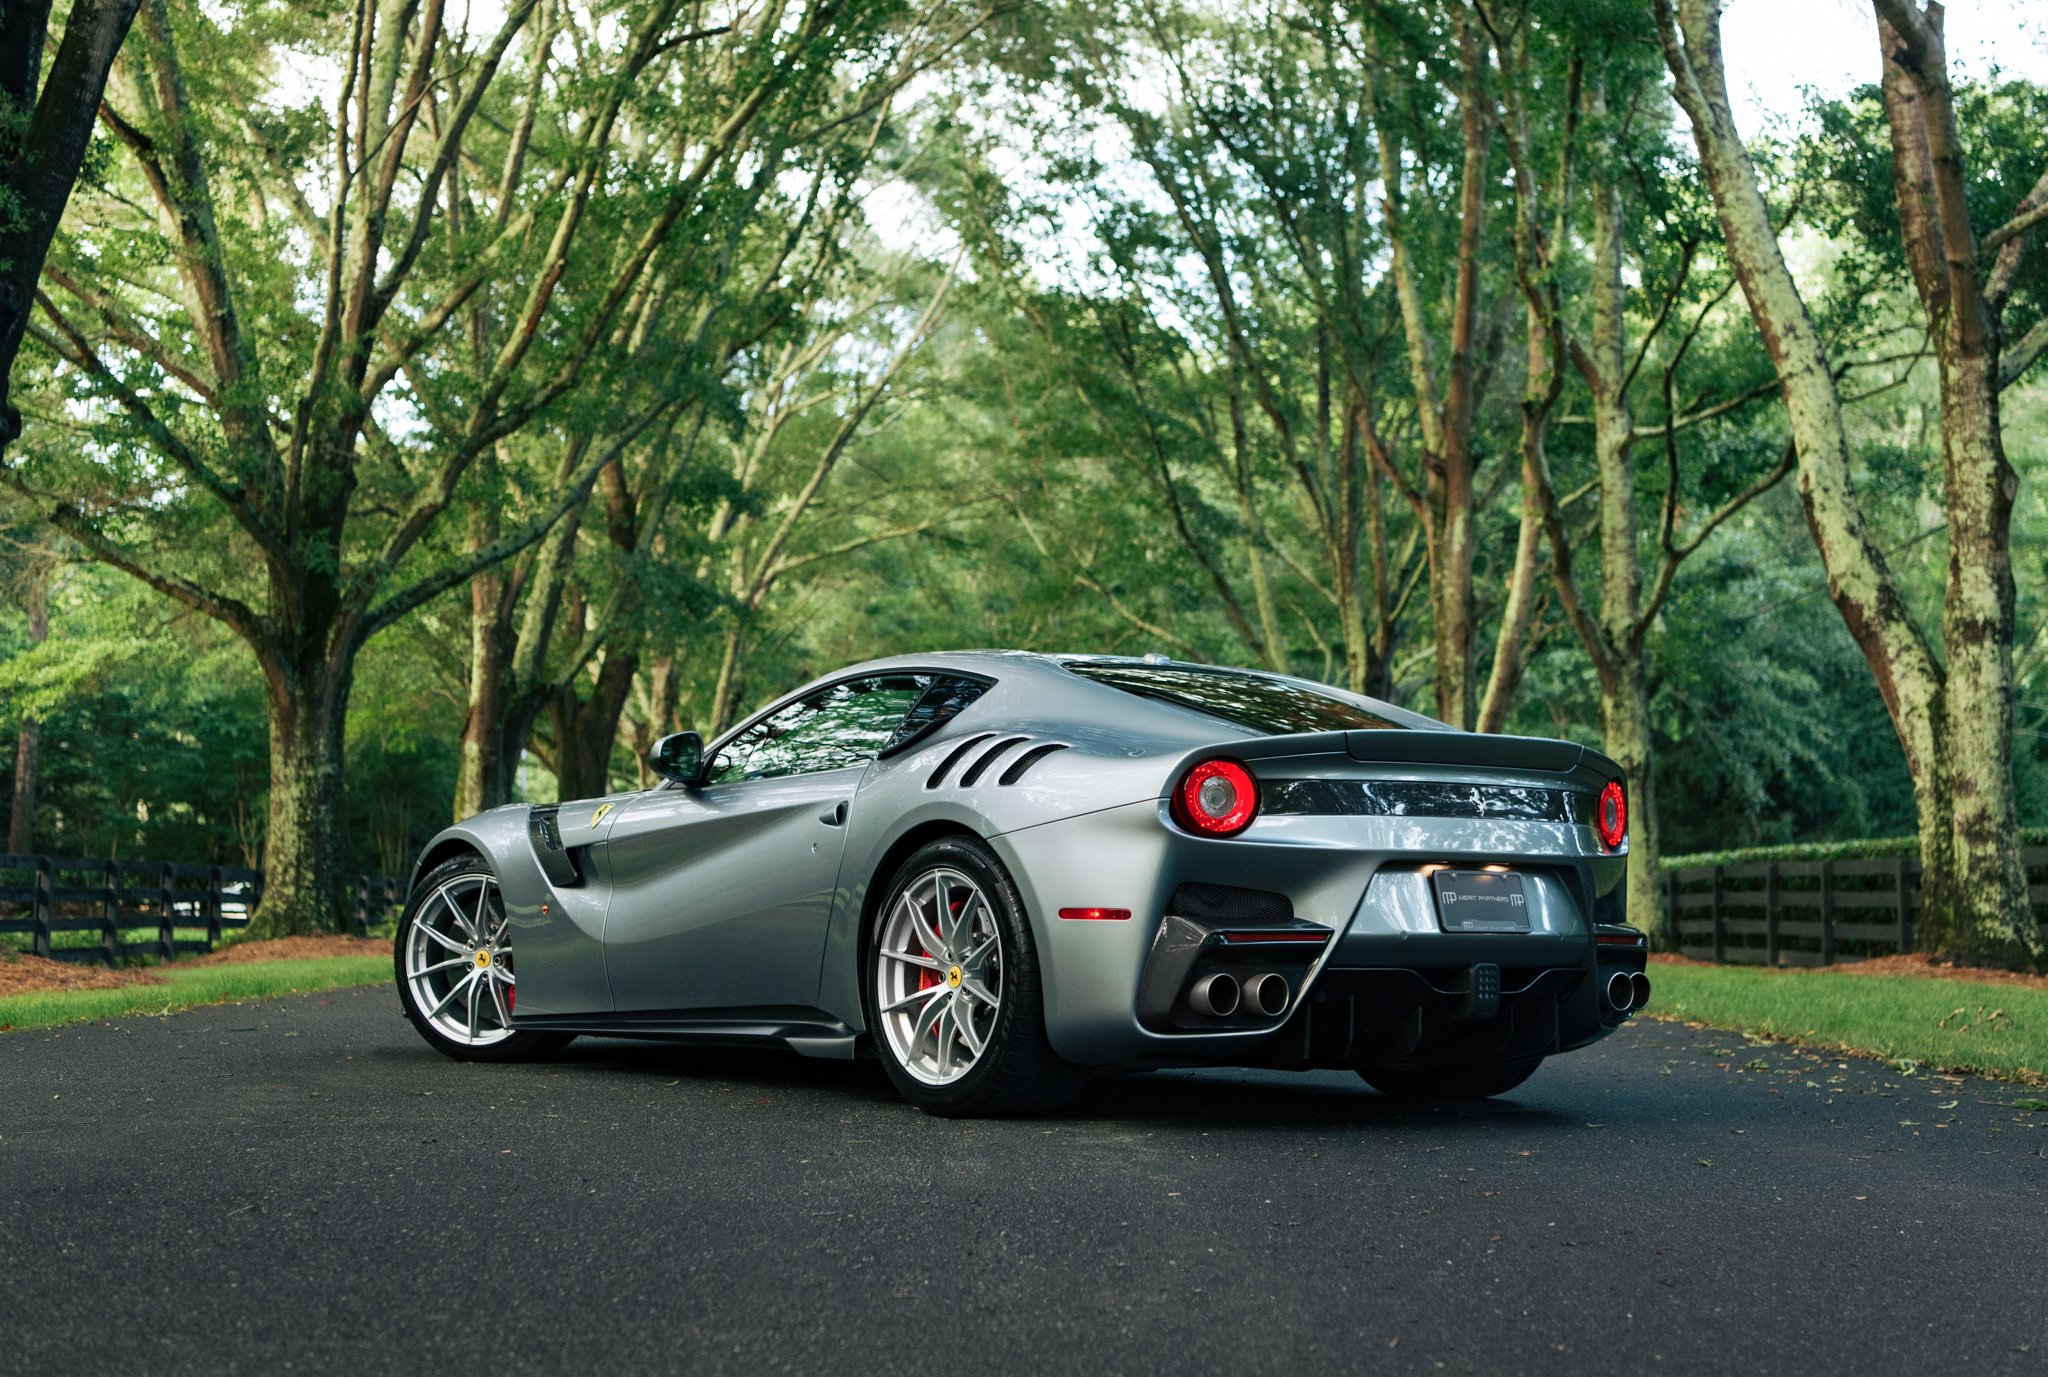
left=1648, top=962, right=2048, bottom=1084
left=0, top=956, right=389, bottom=1032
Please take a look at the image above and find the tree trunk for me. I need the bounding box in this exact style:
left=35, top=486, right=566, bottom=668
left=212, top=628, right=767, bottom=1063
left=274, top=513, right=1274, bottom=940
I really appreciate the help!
left=1870, top=1, right=2036, bottom=964
left=1599, top=657, right=1665, bottom=942
left=250, top=654, right=352, bottom=937
left=549, top=652, right=638, bottom=803
left=1658, top=0, right=1962, bottom=952
left=1934, top=348, right=2031, bottom=961
left=6, top=566, right=48, bottom=854
left=454, top=563, right=513, bottom=819
left=0, top=0, right=143, bottom=453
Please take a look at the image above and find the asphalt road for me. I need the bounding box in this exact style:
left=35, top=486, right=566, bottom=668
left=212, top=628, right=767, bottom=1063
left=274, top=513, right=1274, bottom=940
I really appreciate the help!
left=2, top=985, right=2044, bottom=1377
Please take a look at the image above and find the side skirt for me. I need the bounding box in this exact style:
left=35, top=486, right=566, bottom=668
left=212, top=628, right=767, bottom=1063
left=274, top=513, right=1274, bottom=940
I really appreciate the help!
left=511, top=1005, right=865, bottom=1060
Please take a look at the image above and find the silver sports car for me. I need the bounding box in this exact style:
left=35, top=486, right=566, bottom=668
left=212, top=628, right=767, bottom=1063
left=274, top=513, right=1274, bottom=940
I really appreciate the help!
left=396, top=651, right=1650, bottom=1114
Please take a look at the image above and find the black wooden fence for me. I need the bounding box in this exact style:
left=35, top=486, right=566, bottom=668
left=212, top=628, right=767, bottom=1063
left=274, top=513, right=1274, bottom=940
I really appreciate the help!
left=0, top=854, right=407, bottom=966
left=1666, top=847, right=2048, bottom=965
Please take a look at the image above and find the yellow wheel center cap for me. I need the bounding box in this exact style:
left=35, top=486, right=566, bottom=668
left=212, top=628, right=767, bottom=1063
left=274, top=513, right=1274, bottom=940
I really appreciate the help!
left=946, top=965, right=963, bottom=989
left=475, top=950, right=492, bottom=969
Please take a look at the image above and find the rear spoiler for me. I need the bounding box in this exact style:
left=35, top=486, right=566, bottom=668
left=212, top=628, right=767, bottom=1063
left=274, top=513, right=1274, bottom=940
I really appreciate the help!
left=1178, top=728, right=1597, bottom=778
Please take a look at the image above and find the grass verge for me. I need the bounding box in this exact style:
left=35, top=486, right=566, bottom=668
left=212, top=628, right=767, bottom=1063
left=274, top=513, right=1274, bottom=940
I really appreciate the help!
left=0, top=956, right=389, bottom=1032
left=1648, top=962, right=2048, bottom=1084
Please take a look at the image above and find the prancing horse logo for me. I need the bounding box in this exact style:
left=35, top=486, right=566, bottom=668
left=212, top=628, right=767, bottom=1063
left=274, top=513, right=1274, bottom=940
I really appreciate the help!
left=591, top=802, right=615, bottom=827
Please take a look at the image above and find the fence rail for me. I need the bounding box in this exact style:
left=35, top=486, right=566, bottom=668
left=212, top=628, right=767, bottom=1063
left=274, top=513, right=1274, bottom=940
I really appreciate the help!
left=1665, top=847, right=2048, bottom=965
left=0, top=854, right=407, bottom=966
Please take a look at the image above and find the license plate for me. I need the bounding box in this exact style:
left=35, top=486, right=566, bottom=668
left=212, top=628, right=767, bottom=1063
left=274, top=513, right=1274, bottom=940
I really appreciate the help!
left=1432, top=869, right=1530, bottom=933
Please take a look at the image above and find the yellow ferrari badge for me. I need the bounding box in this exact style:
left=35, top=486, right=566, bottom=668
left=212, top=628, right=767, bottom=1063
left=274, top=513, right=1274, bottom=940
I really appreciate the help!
left=591, top=802, right=615, bottom=826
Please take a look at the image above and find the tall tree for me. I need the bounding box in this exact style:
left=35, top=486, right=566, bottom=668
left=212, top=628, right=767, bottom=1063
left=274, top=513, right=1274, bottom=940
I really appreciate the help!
left=10, top=0, right=933, bottom=932
left=1656, top=0, right=2048, bottom=965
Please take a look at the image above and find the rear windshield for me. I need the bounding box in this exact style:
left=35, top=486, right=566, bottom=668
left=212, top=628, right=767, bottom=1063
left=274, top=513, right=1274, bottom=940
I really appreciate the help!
left=1064, top=663, right=1404, bottom=735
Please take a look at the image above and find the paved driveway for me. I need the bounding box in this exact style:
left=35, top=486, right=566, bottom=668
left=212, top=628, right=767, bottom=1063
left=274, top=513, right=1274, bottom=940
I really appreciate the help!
left=1, top=985, right=2042, bottom=1375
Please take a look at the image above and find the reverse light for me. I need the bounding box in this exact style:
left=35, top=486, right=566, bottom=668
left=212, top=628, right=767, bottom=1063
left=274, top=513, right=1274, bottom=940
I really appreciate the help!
left=1174, top=758, right=1259, bottom=837
left=1595, top=779, right=1627, bottom=851
left=1057, top=907, right=1132, bottom=921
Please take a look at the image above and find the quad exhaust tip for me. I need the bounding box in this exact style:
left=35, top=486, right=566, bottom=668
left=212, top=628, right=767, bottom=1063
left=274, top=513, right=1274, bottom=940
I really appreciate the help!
left=1189, top=972, right=1240, bottom=1018
left=1631, top=971, right=1652, bottom=1011
left=1604, top=970, right=1636, bottom=1014
left=1242, top=972, right=1291, bottom=1019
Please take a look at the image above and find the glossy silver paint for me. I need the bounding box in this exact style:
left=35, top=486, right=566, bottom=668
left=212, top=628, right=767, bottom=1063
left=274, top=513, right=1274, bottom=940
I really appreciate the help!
left=406, top=651, right=1632, bottom=1072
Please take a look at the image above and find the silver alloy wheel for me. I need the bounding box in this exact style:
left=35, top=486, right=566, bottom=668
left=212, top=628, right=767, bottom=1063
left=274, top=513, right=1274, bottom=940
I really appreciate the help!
left=875, top=866, right=1003, bottom=1086
left=403, top=871, right=517, bottom=1047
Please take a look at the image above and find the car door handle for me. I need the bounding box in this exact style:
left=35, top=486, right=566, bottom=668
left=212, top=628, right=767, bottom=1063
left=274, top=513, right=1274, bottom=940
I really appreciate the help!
left=819, top=802, right=847, bottom=827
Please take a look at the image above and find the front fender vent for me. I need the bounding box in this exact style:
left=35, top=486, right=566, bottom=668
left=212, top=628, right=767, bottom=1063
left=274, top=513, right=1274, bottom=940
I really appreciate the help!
left=998, top=741, right=1069, bottom=785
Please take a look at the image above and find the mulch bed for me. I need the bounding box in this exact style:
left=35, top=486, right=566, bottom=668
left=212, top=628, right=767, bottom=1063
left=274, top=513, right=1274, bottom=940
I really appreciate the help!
left=1650, top=949, right=2048, bottom=992
left=0, top=934, right=388, bottom=999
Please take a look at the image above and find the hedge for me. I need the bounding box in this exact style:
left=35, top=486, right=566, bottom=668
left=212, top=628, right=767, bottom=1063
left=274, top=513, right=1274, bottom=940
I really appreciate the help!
left=1662, top=828, right=2048, bottom=872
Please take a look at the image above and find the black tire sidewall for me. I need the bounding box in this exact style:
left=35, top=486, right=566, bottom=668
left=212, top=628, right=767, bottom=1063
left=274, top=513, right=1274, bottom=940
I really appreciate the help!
left=863, top=837, right=1068, bottom=1114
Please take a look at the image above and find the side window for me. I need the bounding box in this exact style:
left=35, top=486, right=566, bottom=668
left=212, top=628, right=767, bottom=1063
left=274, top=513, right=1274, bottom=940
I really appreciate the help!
left=880, top=674, right=991, bottom=755
left=706, top=675, right=928, bottom=784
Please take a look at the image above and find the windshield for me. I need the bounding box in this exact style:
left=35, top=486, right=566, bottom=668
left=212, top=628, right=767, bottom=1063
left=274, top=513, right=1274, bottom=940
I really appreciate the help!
left=1064, top=663, right=1404, bottom=735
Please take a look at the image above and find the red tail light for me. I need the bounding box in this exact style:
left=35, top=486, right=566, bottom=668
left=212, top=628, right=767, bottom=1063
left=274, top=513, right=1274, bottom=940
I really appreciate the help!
left=1174, top=758, right=1259, bottom=837
left=1595, top=780, right=1627, bottom=850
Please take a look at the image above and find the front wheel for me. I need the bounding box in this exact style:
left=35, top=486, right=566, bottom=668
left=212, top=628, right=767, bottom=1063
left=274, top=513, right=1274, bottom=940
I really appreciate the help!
left=1357, top=1056, right=1544, bottom=1102
left=396, top=855, right=572, bottom=1063
left=866, top=836, right=1087, bottom=1117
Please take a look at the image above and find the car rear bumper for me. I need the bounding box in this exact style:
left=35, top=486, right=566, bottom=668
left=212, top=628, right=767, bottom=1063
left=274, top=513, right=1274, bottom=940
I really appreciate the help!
left=991, top=798, right=1634, bottom=1069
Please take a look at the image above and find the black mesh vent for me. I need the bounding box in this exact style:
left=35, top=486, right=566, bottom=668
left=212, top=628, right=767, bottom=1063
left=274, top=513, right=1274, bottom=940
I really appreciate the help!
left=1165, top=882, right=1294, bottom=923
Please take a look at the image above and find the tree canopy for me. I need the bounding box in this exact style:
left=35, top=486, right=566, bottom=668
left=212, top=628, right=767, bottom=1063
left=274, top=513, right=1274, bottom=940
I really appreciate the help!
left=3, top=0, right=2045, bottom=964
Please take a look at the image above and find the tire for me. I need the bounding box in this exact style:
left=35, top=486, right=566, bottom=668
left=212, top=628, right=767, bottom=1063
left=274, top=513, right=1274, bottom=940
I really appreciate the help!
left=1357, top=1055, right=1544, bottom=1102
left=864, top=836, right=1088, bottom=1117
left=395, top=854, right=573, bottom=1064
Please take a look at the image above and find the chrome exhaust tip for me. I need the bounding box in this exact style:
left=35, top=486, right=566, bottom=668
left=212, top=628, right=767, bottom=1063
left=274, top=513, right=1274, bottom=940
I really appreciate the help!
left=1189, top=972, right=1240, bottom=1018
left=1603, top=970, right=1636, bottom=1013
left=1242, top=972, right=1291, bottom=1019
left=1631, top=971, right=1652, bottom=1011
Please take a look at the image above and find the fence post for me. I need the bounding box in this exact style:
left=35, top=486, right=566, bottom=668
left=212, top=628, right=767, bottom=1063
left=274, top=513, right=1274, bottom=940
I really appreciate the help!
left=157, top=863, right=175, bottom=961
left=1666, top=869, right=1681, bottom=948
left=1765, top=862, right=1781, bottom=968
left=1820, top=860, right=1837, bottom=966
left=355, top=876, right=369, bottom=938
left=32, top=856, right=52, bottom=960
left=1711, top=864, right=1726, bottom=964
left=1892, top=856, right=1908, bottom=950
left=1894, top=856, right=1912, bottom=954
left=206, top=865, right=223, bottom=952
left=99, top=860, right=119, bottom=967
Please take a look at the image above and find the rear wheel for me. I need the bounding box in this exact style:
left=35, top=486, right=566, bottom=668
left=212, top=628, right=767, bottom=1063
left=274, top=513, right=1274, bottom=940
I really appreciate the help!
left=396, top=855, right=572, bottom=1063
left=866, top=836, right=1087, bottom=1116
left=1357, top=1056, right=1544, bottom=1102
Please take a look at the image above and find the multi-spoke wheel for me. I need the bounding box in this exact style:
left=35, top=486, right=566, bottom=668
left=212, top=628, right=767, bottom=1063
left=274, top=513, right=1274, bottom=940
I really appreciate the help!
left=395, top=854, right=572, bottom=1063
left=866, top=836, right=1087, bottom=1116
left=875, top=867, right=1003, bottom=1084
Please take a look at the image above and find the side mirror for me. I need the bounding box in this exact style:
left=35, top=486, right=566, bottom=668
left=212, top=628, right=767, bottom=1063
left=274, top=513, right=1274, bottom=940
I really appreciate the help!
left=649, top=731, right=704, bottom=787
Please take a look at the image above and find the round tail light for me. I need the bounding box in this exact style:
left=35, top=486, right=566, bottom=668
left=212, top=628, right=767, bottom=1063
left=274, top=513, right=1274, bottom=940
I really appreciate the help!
left=1174, top=758, right=1259, bottom=837
left=1595, top=779, right=1627, bottom=851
